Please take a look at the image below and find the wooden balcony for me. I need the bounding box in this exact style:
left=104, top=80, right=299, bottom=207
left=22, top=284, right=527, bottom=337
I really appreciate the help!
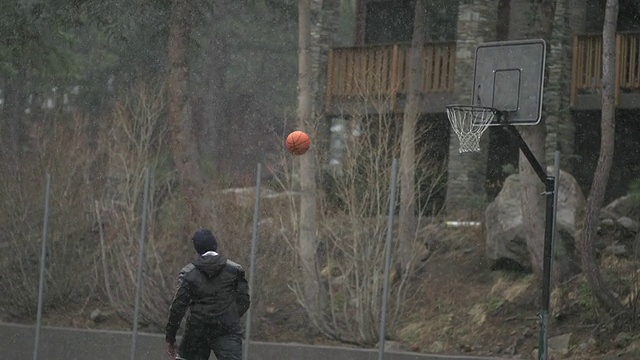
left=572, top=32, right=640, bottom=110
left=325, top=42, right=456, bottom=115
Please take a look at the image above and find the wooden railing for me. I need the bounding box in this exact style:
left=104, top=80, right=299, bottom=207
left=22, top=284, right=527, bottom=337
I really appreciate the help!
left=572, top=32, right=640, bottom=105
left=326, top=42, right=456, bottom=109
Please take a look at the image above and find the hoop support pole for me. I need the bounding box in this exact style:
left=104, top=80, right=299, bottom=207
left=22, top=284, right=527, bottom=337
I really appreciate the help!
left=502, top=125, right=547, bottom=184
left=501, top=125, right=557, bottom=360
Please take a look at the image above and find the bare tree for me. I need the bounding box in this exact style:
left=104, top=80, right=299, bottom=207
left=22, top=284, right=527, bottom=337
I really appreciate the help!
left=96, top=84, right=174, bottom=328
left=278, top=95, right=443, bottom=344
left=398, top=0, right=427, bottom=272
left=580, top=0, right=624, bottom=313
left=167, top=0, right=209, bottom=227
left=318, top=109, right=441, bottom=344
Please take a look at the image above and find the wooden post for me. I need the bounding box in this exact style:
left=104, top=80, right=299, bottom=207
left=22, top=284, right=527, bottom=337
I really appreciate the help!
left=634, top=34, right=640, bottom=89
left=448, top=43, right=456, bottom=93
left=570, top=35, right=579, bottom=107
left=615, top=33, right=622, bottom=106
left=424, top=45, right=434, bottom=92
left=326, top=49, right=334, bottom=111
left=390, top=44, right=400, bottom=111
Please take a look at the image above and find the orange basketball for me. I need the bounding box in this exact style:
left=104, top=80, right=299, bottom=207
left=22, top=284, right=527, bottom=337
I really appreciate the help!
left=286, top=131, right=311, bottom=155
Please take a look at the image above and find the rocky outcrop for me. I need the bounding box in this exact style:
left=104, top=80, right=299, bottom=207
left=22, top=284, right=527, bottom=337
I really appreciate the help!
left=594, top=194, right=640, bottom=258
left=485, top=167, right=585, bottom=274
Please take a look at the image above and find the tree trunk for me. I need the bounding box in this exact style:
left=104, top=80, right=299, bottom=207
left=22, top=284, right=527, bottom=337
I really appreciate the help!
left=398, top=0, right=427, bottom=272
left=513, top=0, right=557, bottom=280
left=297, top=0, right=325, bottom=332
left=310, top=0, right=338, bottom=152
left=580, top=0, right=623, bottom=313
left=445, top=0, right=497, bottom=215
left=541, top=0, right=583, bottom=284
left=200, top=3, right=229, bottom=166
left=517, top=126, right=546, bottom=279
left=2, top=77, right=25, bottom=164
left=543, top=0, right=575, bottom=173
left=167, top=0, right=208, bottom=226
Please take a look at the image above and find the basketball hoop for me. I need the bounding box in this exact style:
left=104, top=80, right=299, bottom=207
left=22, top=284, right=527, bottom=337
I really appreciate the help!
left=446, top=105, right=499, bottom=153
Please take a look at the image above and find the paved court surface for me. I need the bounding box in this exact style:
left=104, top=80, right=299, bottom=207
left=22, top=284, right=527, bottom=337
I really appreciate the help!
left=1, top=322, right=504, bottom=360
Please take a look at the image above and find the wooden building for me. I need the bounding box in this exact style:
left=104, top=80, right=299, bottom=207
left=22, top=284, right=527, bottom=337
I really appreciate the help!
left=324, top=0, right=640, bottom=212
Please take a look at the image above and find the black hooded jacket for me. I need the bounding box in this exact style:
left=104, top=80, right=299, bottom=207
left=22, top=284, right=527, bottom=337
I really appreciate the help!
left=165, top=253, right=250, bottom=343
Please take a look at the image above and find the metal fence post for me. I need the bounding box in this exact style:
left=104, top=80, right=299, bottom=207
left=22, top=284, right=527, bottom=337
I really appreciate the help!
left=33, top=173, right=52, bottom=360
left=243, top=163, right=262, bottom=360
left=378, top=159, right=399, bottom=360
left=130, top=167, right=151, bottom=360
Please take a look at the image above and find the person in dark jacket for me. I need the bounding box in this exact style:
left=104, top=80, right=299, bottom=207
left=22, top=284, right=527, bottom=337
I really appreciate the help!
left=165, top=229, right=250, bottom=360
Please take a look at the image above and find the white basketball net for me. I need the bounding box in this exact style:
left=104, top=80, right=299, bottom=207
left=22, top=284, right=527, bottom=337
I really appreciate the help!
left=446, top=105, right=498, bottom=153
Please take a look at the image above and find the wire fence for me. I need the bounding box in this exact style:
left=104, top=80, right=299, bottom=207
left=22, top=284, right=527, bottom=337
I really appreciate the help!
left=28, top=161, right=402, bottom=360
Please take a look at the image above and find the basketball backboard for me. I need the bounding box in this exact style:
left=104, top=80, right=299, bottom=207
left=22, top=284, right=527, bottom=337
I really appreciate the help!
left=472, top=39, right=546, bottom=125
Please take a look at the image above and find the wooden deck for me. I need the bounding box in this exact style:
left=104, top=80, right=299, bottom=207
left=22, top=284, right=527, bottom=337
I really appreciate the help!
left=571, top=32, right=640, bottom=110
left=325, top=42, right=456, bottom=115
left=324, top=32, right=640, bottom=115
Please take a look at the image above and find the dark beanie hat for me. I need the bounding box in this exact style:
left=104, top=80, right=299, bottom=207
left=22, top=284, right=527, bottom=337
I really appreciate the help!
left=192, top=229, right=218, bottom=255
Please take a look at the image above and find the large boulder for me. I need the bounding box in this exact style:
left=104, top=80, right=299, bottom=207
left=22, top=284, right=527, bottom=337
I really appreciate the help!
left=595, top=194, right=640, bottom=258
left=485, top=167, right=585, bottom=272
left=601, top=194, right=640, bottom=221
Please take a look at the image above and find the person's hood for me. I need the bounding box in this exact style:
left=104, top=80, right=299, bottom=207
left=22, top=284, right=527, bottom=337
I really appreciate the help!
left=192, top=252, right=227, bottom=278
